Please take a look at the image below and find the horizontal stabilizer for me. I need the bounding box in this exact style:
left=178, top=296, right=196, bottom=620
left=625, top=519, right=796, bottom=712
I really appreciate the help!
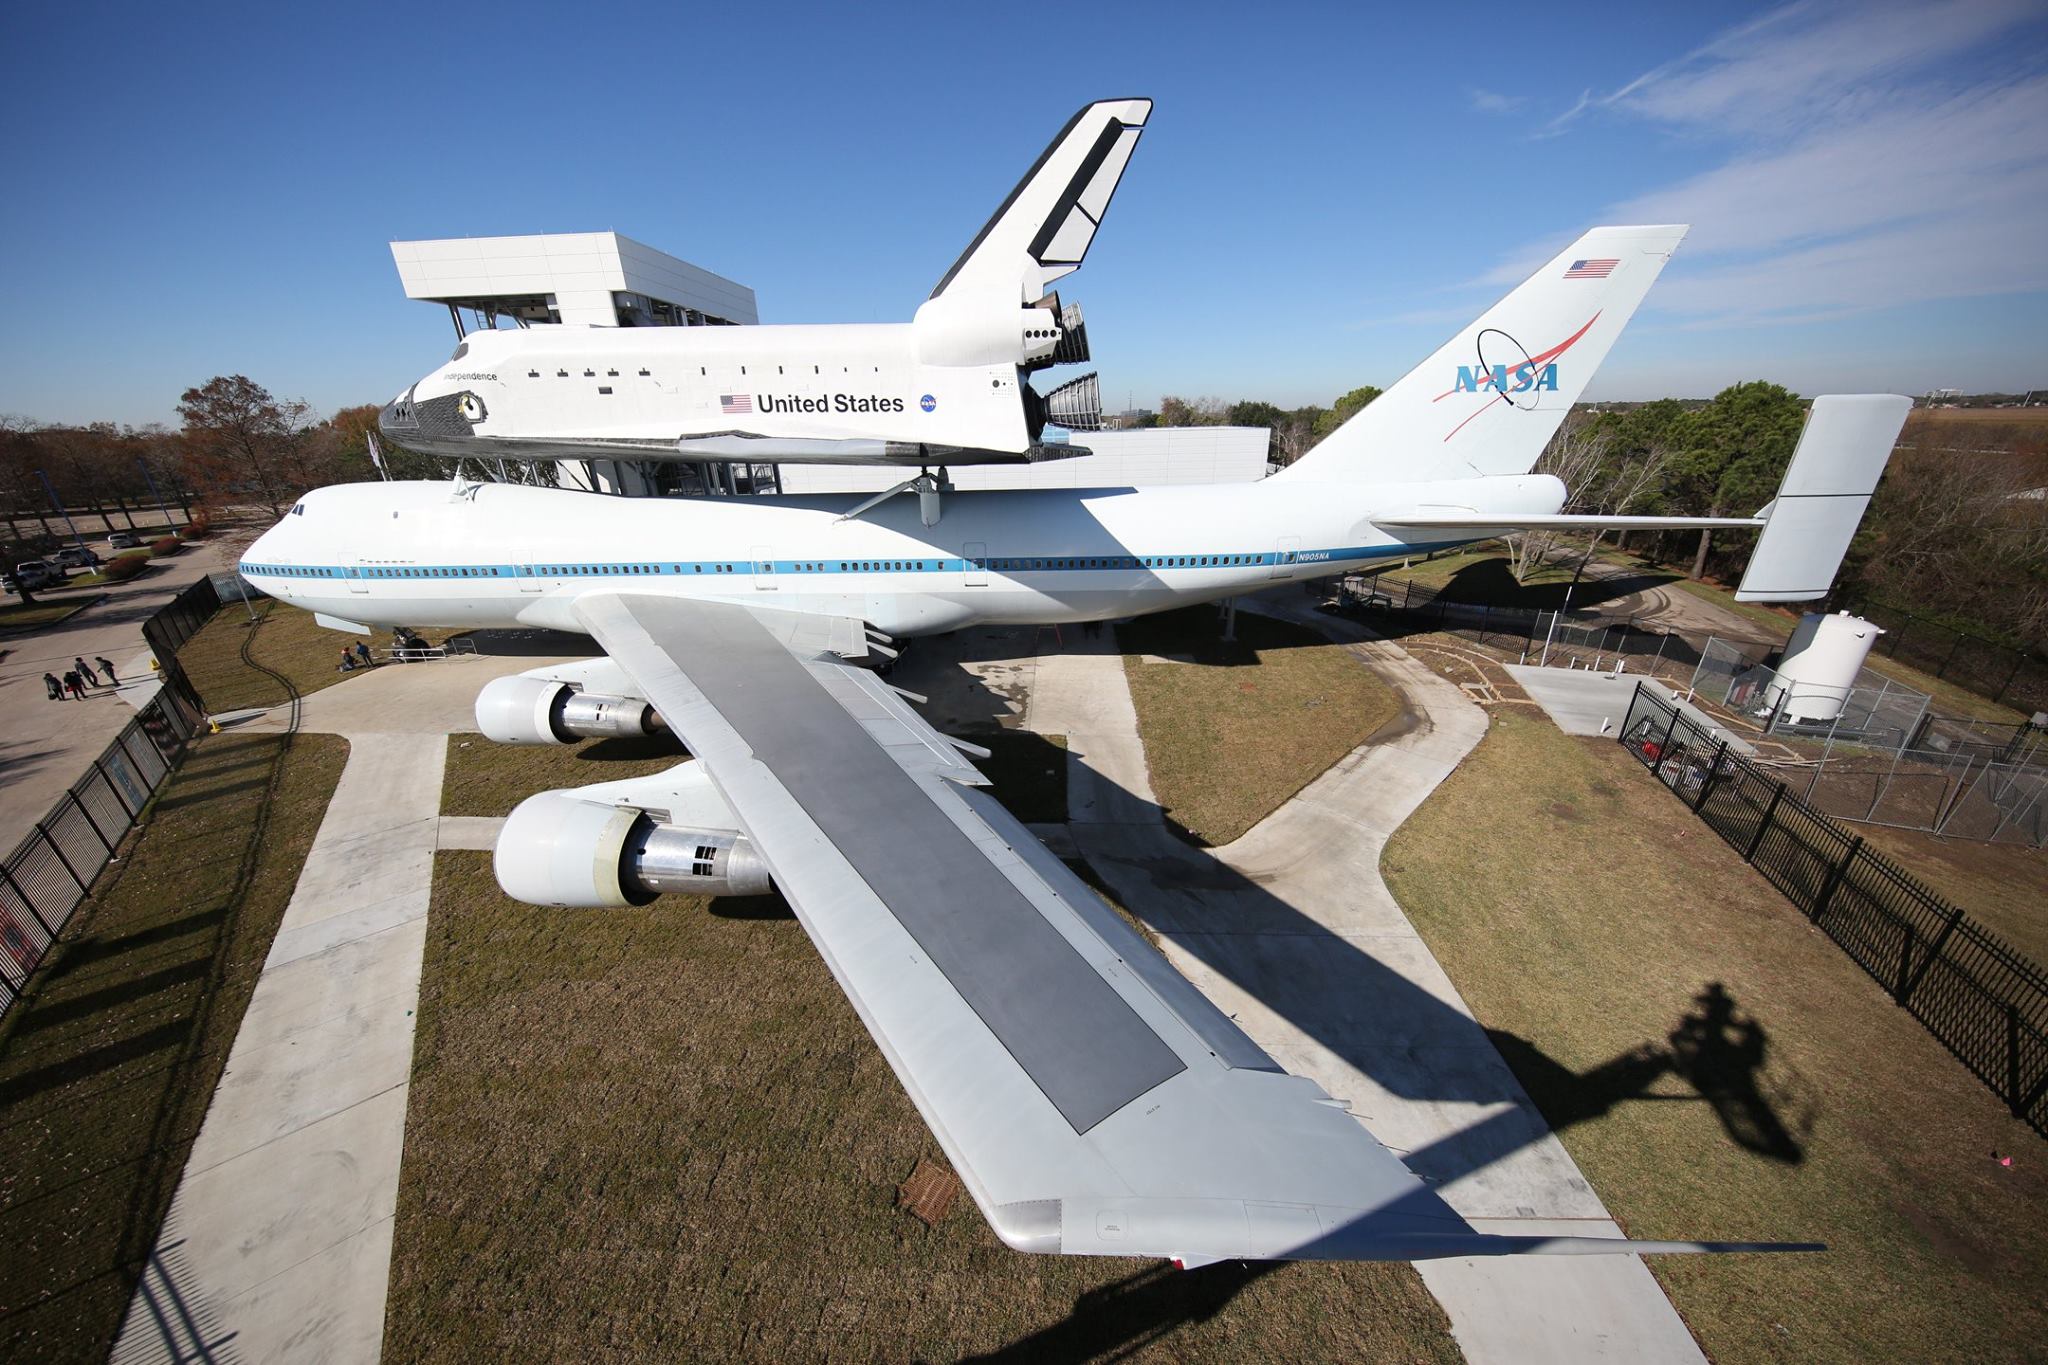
left=1373, top=512, right=1764, bottom=532
left=1736, top=394, right=1910, bottom=601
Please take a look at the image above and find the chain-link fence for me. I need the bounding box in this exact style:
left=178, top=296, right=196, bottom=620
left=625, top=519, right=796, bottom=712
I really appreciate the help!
left=1, top=684, right=204, bottom=1010
left=1618, top=681, right=2048, bottom=1137
left=1843, top=595, right=2048, bottom=716
left=1325, top=571, right=1718, bottom=686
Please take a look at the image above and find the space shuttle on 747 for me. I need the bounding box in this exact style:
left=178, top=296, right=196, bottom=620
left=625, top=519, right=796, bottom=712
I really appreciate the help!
left=238, top=101, right=1915, bottom=1271
left=380, top=100, right=1151, bottom=470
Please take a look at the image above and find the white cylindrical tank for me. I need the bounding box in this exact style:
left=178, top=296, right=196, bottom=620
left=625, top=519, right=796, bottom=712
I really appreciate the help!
left=1765, top=611, right=1885, bottom=723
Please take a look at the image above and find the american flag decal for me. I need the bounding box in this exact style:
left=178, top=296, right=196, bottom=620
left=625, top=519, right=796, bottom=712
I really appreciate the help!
left=1564, top=258, right=1618, bottom=279
left=720, top=393, right=752, bottom=414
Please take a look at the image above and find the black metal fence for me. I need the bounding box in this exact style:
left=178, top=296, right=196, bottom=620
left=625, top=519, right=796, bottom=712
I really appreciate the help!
left=0, top=581, right=222, bottom=1016
left=1841, top=595, right=2048, bottom=716
left=1619, top=681, right=2048, bottom=1137
left=0, top=687, right=204, bottom=1011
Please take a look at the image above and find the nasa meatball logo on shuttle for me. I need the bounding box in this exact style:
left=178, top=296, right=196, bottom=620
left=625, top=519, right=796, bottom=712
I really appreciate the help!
left=753, top=392, right=907, bottom=415
left=920, top=393, right=937, bottom=413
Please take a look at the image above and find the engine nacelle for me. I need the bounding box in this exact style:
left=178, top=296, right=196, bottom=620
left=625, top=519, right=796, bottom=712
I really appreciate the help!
left=494, top=790, right=772, bottom=908
left=474, top=675, right=663, bottom=746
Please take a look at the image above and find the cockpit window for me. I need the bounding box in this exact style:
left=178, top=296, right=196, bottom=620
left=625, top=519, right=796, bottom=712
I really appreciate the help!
left=451, top=342, right=469, bottom=361
left=291, top=502, right=305, bottom=516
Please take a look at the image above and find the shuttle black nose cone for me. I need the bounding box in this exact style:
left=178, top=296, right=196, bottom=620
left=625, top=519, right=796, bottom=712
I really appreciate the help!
left=380, top=387, right=421, bottom=436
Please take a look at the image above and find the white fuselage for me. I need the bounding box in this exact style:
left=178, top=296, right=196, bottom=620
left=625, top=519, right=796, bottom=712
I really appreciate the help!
left=240, top=473, right=1565, bottom=637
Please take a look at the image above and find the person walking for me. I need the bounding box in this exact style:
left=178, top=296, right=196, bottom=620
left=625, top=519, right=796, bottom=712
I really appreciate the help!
left=43, top=672, right=64, bottom=701
left=352, top=640, right=372, bottom=669
left=95, top=656, right=117, bottom=685
left=74, top=656, right=101, bottom=688
left=63, top=669, right=85, bottom=700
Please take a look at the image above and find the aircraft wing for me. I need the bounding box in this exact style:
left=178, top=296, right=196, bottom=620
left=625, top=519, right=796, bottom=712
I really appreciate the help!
left=566, top=592, right=1814, bottom=1265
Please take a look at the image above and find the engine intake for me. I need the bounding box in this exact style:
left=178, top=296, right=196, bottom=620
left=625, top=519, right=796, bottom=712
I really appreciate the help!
left=475, top=675, right=664, bottom=745
left=495, top=790, right=772, bottom=907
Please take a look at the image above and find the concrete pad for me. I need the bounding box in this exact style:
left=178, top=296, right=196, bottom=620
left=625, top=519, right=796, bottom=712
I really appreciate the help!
left=188, top=996, right=418, bottom=1173
left=232, top=919, right=427, bottom=1054
left=1508, top=666, right=1755, bottom=756
left=205, top=1213, right=398, bottom=1365
left=153, top=1084, right=408, bottom=1306
left=1417, top=1220, right=1705, bottom=1365
left=436, top=814, right=505, bottom=850
left=116, top=730, right=447, bottom=1365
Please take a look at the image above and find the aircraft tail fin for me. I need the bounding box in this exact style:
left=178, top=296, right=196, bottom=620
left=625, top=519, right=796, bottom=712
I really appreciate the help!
left=1276, top=225, right=1687, bottom=483
left=927, top=98, right=1152, bottom=309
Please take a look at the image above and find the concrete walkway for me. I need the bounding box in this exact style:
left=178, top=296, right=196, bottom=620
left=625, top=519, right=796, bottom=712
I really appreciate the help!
left=111, top=654, right=558, bottom=1365
left=1032, top=602, right=1706, bottom=1364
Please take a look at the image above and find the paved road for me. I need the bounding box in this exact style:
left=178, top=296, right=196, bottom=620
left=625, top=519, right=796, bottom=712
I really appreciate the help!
left=0, top=537, right=241, bottom=849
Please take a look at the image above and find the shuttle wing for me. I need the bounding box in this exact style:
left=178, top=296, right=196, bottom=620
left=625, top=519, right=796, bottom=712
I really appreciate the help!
left=569, top=592, right=1815, bottom=1265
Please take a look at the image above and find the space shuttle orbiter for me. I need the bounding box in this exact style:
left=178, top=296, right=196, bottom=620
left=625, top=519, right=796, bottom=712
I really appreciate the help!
left=380, top=99, right=1149, bottom=469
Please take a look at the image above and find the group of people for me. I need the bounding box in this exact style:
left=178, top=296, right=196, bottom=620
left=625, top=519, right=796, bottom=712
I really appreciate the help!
left=336, top=641, right=375, bottom=672
left=43, top=655, right=118, bottom=701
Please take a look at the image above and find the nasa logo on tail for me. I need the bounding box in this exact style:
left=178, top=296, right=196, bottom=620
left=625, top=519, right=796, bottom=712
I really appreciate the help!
left=1431, top=312, right=1602, bottom=441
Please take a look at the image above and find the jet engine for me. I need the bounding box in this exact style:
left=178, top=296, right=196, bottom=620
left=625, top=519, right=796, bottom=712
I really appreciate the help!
left=494, top=790, right=772, bottom=907
left=474, top=675, right=664, bottom=746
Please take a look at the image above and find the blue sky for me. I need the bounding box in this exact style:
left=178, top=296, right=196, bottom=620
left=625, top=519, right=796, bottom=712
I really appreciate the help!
left=2, top=0, right=2044, bottom=428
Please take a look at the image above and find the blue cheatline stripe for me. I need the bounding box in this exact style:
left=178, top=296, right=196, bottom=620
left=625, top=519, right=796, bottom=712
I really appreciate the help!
left=235, top=540, right=1472, bottom=582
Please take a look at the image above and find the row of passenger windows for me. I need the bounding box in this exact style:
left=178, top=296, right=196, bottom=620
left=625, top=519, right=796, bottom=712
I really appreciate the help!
left=258, top=557, right=1279, bottom=580
left=992, top=555, right=1263, bottom=570
left=363, top=566, right=499, bottom=579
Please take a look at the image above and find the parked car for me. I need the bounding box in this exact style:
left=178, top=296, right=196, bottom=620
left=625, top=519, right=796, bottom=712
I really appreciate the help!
left=12, top=561, right=60, bottom=589
left=107, top=532, right=140, bottom=550
left=54, top=546, right=100, bottom=569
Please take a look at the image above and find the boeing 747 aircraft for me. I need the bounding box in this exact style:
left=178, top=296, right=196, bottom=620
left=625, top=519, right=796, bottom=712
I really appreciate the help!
left=241, top=101, right=1904, bottom=1268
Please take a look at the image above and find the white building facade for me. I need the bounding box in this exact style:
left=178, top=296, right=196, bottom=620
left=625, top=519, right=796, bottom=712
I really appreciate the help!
left=390, top=231, right=757, bottom=335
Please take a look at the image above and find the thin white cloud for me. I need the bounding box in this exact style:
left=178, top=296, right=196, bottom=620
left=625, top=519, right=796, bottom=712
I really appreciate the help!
left=1468, top=87, right=1526, bottom=115
left=1496, top=2, right=2048, bottom=329
left=1547, top=0, right=2039, bottom=137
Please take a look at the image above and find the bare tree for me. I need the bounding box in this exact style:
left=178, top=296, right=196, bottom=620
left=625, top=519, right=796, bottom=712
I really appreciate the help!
left=1504, top=419, right=1671, bottom=584
left=1156, top=395, right=1230, bottom=427
left=177, top=375, right=301, bottom=517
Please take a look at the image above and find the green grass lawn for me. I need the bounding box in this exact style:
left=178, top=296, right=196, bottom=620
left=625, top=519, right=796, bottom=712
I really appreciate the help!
left=175, top=600, right=457, bottom=713
left=1382, top=711, right=2046, bottom=1364
left=440, top=732, right=690, bottom=816
left=1847, top=823, right=2048, bottom=968
left=0, top=732, right=349, bottom=1364
left=1118, top=606, right=1402, bottom=845
left=382, top=851, right=1457, bottom=1363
